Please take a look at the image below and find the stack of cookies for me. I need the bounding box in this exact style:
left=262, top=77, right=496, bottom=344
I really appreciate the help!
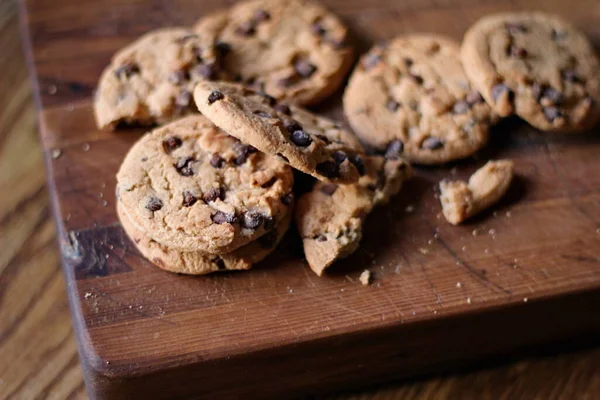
left=97, top=0, right=600, bottom=277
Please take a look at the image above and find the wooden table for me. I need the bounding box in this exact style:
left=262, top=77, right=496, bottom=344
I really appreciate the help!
left=1, top=0, right=600, bottom=398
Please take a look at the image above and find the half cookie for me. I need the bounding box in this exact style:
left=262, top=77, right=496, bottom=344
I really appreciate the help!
left=344, top=34, right=495, bottom=164
left=296, top=156, right=412, bottom=275
left=94, top=27, right=228, bottom=130
left=116, top=115, right=294, bottom=254
left=194, top=81, right=366, bottom=184
left=194, top=0, right=354, bottom=106
left=461, top=12, right=600, bottom=132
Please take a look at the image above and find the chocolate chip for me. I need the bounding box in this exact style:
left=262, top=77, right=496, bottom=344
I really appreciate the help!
left=254, top=9, right=270, bottom=22
left=349, top=155, right=365, bottom=176
left=236, top=21, right=256, bottom=36
left=273, top=103, right=291, bottom=115
left=509, top=45, right=528, bottom=58
left=174, top=157, right=195, bottom=176
left=114, top=62, right=139, bottom=78
left=422, top=137, right=444, bottom=150
left=175, top=90, right=192, bottom=110
left=551, top=29, right=567, bottom=41
left=491, top=83, right=513, bottom=103
left=258, top=229, right=278, bottom=248
left=162, top=136, right=182, bottom=153
left=276, top=153, right=289, bottom=163
left=234, top=144, right=256, bottom=165
left=263, top=216, right=276, bottom=231
left=215, top=41, right=231, bottom=57
left=403, top=58, right=413, bottom=67
left=211, top=211, right=237, bottom=224
left=281, top=192, right=293, bottom=205
left=203, top=187, right=224, bottom=203
left=561, top=69, right=581, bottom=83
left=506, top=22, right=527, bottom=34
left=332, top=151, right=347, bottom=164
left=145, top=197, right=163, bottom=212
left=320, top=183, right=338, bottom=196
left=311, top=22, right=327, bottom=36
left=294, top=60, right=317, bottom=78
left=283, top=120, right=303, bottom=133
left=453, top=100, right=469, bottom=114
left=168, top=70, right=189, bottom=85
left=315, top=134, right=330, bottom=144
left=362, top=53, right=381, bottom=70
left=466, top=91, right=484, bottom=105
left=410, top=73, right=424, bottom=85
left=207, top=90, right=224, bottom=105
left=241, top=211, right=264, bottom=229
left=210, top=154, right=224, bottom=168
left=315, top=235, right=327, bottom=242
left=290, top=130, right=313, bottom=147
left=543, top=106, right=562, bottom=122
left=193, top=63, right=218, bottom=80
left=215, top=257, right=226, bottom=270
left=254, top=110, right=272, bottom=118
left=247, top=145, right=258, bottom=154
left=385, top=140, right=404, bottom=159
left=541, top=87, right=564, bottom=105
left=386, top=100, right=400, bottom=112
left=261, top=177, right=278, bottom=188
left=316, top=160, right=340, bottom=179
left=182, top=191, right=197, bottom=207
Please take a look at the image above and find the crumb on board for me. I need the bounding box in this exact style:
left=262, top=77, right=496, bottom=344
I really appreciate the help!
left=359, top=270, right=371, bottom=286
left=84, top=292, right=92, bottom=299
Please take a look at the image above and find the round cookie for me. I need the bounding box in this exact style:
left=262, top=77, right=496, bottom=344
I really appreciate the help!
left=194, top=81, right=366, bottom=184
left=461, top=12, right=600, bottom=132
left=94, top=27, right=229, bottom=130
left=193, top=0, right=354, bottom=106
left=343, top=35, right=495, bottom=165
left=118, top=203, right=291, bottom=275
left=116, top=115, right=294, bottom=254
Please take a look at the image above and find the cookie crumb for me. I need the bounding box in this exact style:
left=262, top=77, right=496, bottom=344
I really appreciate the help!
left=418, top=247, right=429, bottom=255
left=488, top=228, right=496, bottom=235
left=84, top=292, right=93, bottom=299
left=467, top=297, right=472, bottom=304
left=48, top=84, right=57, bottom=95
left=506, top=211, right=512, bottom=217
left=472, top=229, right=478, bottom=236
left=359, top=269, right=371, bottom=285
left=523, top=297, right=528, bottom=303
left=456, top=282, right=462, bottom=288
left=82, top=143, right=91, bottom=152
left=405, top=204, right=415, bottom=213
left=51, top=149, right=62, bottom=159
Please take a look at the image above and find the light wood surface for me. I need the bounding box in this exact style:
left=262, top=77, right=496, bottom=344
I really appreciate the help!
left=2, top=0, right=600, bottom=398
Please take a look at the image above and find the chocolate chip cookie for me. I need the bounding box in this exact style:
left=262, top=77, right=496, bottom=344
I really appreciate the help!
left=440, top=159, right=514, bottom=225
left=296, top=156, right=412, bottom=275
left=116, top=115, right=294, bottom=254
left=461, top=12, right=600, bottom=132
left=118, top=202, right=291, bottom=275
left=94, top=27, right=228, bottom=130
left=194, top=81, right=366, bottom=183
left=343, top=34, right=495, bottom=165
left=194, top=0, right=353, bottom=106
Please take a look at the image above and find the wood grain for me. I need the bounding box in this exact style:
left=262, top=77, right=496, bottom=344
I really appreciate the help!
left=3, top=0, right=600, bottom=398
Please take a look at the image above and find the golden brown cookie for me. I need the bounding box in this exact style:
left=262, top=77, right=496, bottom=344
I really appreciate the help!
left=194, top=81, right=366, bottom=184
left=194, top=0, right=354, bottom=106
left=461, top=12, right=600, bottom=132
left=116, top=115, right=294, bottom=254
left=344, top=34, right=495, bottom=165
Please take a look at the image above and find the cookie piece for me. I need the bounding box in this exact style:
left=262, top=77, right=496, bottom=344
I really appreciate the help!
left=116, top=115, right=294, bottom=253
left=461, top=12, right=600, bottom=132
left=440, top=160, right=514, bottom=225
left=94, top=27, right=228, bottom=130
left=296, top=156, right=412, bottom=276
left=118, top=202, right=291, bottom=275
left=194, top=81, right=366, bottom=183
left=343, top=34, right=495, bottom=165
left=194, top=0, right=353, bottom=106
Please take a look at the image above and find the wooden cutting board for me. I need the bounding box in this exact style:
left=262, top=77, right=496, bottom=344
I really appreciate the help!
left=20, top=0, right=600, bottom=398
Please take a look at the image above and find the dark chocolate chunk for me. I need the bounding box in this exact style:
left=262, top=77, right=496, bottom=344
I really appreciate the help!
left=421, top=137, right=444, bottom=150
left=386, top=99, right=400, bottom=112
left=320, top=183, right=338, bottom=196
left=403, top=57, right=413, bottom=67
left=332, top=151, right=347, bottom=164
left=453, top=100, right=469, bottom=114
left=174, top=157, right=195, bottom=176
left=281, top=192, right=293, bottom=205
left=211, top=211, right=237, bottom=224
left=145, top=197, right=163, bottom=212
left=316, top=160, right=340, bottom=179
left=283, top=120, right=303, bottom=133
left=162, top=136, right=182, bottom=153
left=234, top=144, right=255, bottom=165
left=210, top=154, right=224, bottom=168
left=168, top=70, right=189, bottom=85
left=410, top=73, right=424, bottom=85
left=114, top=61, right=139, bottom=78
left=349, top=155, right=365, bottom=175
left=241, top=210, right=264, bottom=229
left=362, top=53, right=381, bottom=70
left=541, top=87, right=564, bottom=105
left=215, top=257, right=226, bottom=270
left=215, top=41, right=231, bottom=57
left=543, top=106, right=562, bottom=122
left=273, top=103, right=291, bottom=115
left=311, top=22, right=327, bottom=36
left=290, top=130, right=313, bottom=147
left=491, top=83, right=513, bottom=102
left=466, top=91, right=483, bottom=105
left=385, top=140, right=404, bottom=159
left=207, top=90, right=224, bottom=105
left=182, top=191, right=197, bottom=207
left=294, top=60, right=317, bottom=78
left=203, top=187, right=224, bottom=203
